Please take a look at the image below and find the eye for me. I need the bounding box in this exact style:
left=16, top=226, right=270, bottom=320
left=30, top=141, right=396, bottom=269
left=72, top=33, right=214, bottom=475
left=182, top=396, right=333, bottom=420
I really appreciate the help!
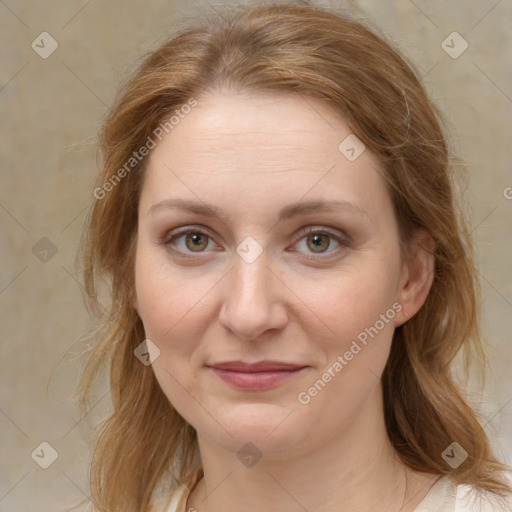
left=163, top=227, right=217, bottom=256
left=291, top=226, right=349, bottom=257
left=162, top=225, right=350, bottom=258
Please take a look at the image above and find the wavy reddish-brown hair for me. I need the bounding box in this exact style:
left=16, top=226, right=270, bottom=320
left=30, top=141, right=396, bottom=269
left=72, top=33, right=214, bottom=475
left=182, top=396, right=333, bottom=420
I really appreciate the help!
left=74, top=2, right=511, bottom=511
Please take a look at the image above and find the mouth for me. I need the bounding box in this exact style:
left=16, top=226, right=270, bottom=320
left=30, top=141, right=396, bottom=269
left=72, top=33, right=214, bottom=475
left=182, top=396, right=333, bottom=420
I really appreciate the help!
left=206, top=361, right=309, bottom=390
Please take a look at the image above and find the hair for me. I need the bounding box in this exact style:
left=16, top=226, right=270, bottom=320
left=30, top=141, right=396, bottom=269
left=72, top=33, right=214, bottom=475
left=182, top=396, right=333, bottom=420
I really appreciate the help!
left=75, top=1, right=512, bottom=511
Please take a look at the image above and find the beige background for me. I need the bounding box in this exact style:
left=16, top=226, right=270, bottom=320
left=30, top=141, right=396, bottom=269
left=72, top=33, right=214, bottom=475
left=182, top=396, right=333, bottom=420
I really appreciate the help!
left=1, top=0, right=511, bottom=510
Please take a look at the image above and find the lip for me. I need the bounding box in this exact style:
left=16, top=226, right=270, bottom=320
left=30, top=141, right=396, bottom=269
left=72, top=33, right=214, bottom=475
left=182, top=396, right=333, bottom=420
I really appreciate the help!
left=209, top=360, right=306, bottom=372
left=207, top=360, right=308, bottom=390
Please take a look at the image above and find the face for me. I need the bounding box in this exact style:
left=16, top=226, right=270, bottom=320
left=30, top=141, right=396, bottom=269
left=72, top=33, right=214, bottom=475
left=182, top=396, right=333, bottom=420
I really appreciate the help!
left=133, top=91, right=424, bottom=458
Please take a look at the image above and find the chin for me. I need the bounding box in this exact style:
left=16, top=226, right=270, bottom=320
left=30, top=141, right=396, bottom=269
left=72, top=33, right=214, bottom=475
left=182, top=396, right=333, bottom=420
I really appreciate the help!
left=202, top=402, right=308, bottom=454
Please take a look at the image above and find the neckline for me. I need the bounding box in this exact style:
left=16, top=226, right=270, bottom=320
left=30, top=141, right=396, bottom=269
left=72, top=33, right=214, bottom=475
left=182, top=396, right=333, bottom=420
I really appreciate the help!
left=178, top=472, right=449, bottom=512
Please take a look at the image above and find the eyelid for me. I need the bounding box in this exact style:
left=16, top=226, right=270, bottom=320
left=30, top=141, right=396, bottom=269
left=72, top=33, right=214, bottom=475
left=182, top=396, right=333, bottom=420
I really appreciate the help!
left=288, top=225, right=351, bottom=258
left=293, top=225, right=351, bottom=245
left=161, top=224, right=220, bottom=255
left=162, top=224, right=350, bottom=258
left=162, top=224, right=214, bottom=242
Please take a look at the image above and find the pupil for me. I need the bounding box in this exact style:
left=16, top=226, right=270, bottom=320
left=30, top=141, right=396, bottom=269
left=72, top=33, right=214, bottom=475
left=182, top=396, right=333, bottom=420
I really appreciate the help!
left=187, top=233, right=206, bottom=251
left=310, top=234, right=328, bottom=252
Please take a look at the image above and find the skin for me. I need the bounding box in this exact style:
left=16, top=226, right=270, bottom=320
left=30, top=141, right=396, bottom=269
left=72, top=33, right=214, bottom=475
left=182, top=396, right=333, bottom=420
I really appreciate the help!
left=133, top=90, right=438, bottom=512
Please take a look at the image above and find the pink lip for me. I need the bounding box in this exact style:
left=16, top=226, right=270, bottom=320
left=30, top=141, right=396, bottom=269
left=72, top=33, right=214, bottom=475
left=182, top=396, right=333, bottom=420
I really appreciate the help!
left=207, top=361, right=308, bottom=390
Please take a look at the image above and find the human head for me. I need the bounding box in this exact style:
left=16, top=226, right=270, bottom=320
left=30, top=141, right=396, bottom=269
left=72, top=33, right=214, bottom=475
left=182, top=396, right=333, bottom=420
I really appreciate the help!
left=132, top=86, right=434, bottom=465
left=78, top=3, right=511, bottom=511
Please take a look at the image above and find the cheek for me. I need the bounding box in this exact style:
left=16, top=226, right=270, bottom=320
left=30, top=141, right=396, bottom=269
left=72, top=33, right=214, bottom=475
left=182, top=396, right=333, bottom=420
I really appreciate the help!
left=133, top=260, right=201, bottom=403
left=133, top=252, right=207, bottom=418
left=312, top=262, right=399, bottom=345
left=296, top=283, right=397, bottom=425
left=134, top=248, right=204, bottom=341
left=300, top=258, right=400, bottom=406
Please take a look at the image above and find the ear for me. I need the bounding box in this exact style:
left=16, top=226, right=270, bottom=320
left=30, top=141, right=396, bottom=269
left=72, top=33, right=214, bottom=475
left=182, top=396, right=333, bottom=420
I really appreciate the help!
left=393, top=229, right=436, bottom=328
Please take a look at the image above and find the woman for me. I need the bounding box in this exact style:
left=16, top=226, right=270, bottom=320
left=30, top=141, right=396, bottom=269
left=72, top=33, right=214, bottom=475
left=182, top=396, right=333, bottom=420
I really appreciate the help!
left=75, top=2, right=512, bottom=511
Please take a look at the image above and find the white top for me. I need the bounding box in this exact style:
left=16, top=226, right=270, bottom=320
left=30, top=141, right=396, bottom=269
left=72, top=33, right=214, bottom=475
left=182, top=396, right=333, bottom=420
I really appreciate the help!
left=413, top=475, right=512, bottom=511
left=151, top=474, right=512, bottom=512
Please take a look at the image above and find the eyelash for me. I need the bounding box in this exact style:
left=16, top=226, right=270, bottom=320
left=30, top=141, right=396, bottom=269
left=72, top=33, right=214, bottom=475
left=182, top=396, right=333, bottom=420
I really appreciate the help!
left=162, top=225, right=351, bottom=260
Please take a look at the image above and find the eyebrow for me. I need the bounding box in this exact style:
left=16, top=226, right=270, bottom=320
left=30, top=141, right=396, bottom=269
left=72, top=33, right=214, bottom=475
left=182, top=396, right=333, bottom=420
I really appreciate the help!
left=148, top=198, right=370, bottom=221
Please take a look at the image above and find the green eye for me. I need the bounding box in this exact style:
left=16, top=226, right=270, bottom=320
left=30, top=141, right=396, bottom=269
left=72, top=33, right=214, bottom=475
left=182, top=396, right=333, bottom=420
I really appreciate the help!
left=163, top=225, right=350, bottom=259
left=305, top=233, right=333, bottom=253
left=292, top=227, right=349, bottom=257
left=183, top=232, right=210, bottom=252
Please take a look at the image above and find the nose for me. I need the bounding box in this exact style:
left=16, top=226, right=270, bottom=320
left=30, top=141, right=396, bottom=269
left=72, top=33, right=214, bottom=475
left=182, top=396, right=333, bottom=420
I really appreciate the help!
left=217, top=249, right=289, bottom=341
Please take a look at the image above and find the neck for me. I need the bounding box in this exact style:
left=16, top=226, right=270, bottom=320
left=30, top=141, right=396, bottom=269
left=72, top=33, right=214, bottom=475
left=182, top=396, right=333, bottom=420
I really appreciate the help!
left=186, top=384, right=438, bottom=512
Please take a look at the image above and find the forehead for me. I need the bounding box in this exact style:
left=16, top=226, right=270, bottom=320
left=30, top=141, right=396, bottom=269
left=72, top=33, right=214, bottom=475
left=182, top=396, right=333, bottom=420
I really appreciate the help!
left=140, top=91, right=390, bottom=221
left=154, top=91, right=351, bottom=162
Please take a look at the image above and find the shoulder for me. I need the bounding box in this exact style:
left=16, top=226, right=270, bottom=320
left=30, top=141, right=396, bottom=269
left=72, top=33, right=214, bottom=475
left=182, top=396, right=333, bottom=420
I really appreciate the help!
left=415, top=473, right=512, bottom=512
left=65, top=499, right=96, bottom=512
left=66, top=485, right=190, bottom=512
left=455, top=472, right=512, bottom=512
left=150, top=465, right=203, bottom=512
left=149, top=485, right=188, bottom=512
left=455, top=485, right=512, bottom=511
